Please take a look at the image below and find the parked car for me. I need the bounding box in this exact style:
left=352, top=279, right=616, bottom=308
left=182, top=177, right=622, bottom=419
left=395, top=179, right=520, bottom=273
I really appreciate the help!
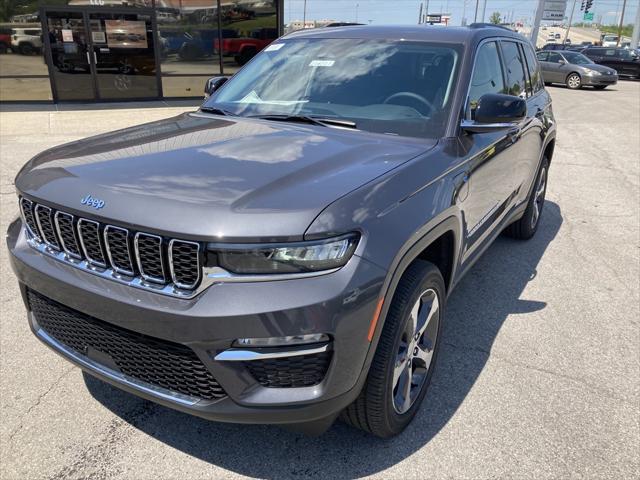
left=8, top=25, right=556, bottom=438
left=601, top=34, right=619, bottom=47
left=214, top=27, right=278, bottom=65
left=555, top=33, right=561, bottom=39
left=10, top=27, right=42, bottom=55
left=582, top=47, right=640, bottom=78
left=179, top=29, right=238, bottom=60
left=541, top=43, right=574, bottom=51
left=0, top=26, right=11, bottom=53
left=537, top=50, right=618, bottom=89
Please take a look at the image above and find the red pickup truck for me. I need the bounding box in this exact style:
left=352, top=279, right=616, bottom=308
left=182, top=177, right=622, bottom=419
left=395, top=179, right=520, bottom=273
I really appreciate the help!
left=214, top=27, right=278, bottom=65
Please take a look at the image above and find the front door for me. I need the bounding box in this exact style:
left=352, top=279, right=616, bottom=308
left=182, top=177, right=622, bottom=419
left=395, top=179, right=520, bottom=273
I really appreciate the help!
left=43, top=7, right=160, bottom=102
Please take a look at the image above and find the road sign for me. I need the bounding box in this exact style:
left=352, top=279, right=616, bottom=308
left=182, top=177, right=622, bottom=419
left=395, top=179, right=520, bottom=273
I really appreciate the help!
left=583, top=12, right=594, bottom=21
left=542, top=0, right=567, bottom=20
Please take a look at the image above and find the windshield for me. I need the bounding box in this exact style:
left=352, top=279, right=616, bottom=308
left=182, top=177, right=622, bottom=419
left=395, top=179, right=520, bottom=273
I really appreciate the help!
left=203, top=38, right=462, bottom=138
left=603, top=35, right=617, bottom=41
left=562, top=52, right=592, bottom=65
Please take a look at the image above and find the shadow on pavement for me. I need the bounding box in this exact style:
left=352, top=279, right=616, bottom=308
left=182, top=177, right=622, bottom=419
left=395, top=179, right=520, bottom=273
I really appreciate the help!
left=84, top=201, right=563, bottom=479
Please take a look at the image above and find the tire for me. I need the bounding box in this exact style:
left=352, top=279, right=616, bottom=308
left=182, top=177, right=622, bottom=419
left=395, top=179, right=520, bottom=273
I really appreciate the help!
left=19, top=43, right=34, bottom=55
left=0, top=43, right=7, bottom=54
left=341, top=260, right=445, bottom=438
left=505, top=157, right=549, bottom=240
left=566, top=72, right=582, bottom=89
left=593, top=85, right=607, bottom=90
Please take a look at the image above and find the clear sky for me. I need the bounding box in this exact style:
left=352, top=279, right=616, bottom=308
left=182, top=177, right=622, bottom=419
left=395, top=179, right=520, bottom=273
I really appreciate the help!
left=283, top=0, right=639, bottom=27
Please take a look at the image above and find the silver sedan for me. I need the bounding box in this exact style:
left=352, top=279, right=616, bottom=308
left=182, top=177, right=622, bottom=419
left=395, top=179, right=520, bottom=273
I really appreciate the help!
left=536, top=50, right=618, bottom=90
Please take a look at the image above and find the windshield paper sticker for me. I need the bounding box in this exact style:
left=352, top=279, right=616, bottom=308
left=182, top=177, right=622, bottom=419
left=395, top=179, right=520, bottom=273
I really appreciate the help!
left=309, top=60, right=335, bottom=67
left=265, top=43, right=284, bottom=51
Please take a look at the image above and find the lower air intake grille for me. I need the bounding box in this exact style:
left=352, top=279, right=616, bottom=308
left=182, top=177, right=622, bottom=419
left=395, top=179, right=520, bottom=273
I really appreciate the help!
left=245, top=351, right=332, bottom=388
left=28, top=290, right=227, bottom=401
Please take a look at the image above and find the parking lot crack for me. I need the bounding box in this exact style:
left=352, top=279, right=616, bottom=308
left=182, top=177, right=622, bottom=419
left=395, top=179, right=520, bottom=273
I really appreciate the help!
left=6, top=365, right=75, bottom=442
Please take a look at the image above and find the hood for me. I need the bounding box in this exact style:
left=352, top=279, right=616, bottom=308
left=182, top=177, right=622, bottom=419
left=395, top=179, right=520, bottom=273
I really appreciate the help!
left=16, top=112, right=434, bottom=241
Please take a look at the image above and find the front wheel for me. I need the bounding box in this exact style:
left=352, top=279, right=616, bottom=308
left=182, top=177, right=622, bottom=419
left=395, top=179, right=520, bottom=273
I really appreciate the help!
left=341, top=260, right=445, bottom=437
left=566, top=73, right=582, bottom=89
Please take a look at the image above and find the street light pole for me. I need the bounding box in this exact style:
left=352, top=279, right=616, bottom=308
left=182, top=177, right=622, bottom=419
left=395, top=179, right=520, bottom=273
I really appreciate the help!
left=303, top=0, right=307, bottom=28
left=563, top=0, right=577, bottom=45
left=616, top=0, right=627, bottom=47
left=481, top=0, right=487, bottom=23
left=474, top=0, right=479, bottom=23
left=530, top=0, right=545, bottom=47
left=631, top=0, right=640, bottom=49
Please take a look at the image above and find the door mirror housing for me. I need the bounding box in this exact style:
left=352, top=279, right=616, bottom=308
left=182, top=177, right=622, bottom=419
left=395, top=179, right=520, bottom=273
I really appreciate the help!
left=462, top=93, right=527, bottom=133
left=204, top=76, right=229, bottom=98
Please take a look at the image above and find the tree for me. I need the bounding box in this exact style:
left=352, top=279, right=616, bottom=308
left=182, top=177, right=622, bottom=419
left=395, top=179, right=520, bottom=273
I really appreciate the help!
left=489, top=12, right=501, bottom=24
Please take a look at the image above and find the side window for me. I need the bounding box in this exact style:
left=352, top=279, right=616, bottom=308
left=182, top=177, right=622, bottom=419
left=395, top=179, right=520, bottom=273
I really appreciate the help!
left=500, top=41, right=528, bottom=98
left=523, top=43, right=543, bottom=94
left=604, top=49, right=616, bottom=57
left=467, top=41, right=506, bottom=118
left=537, top=51, right=549, bottom=61
left=547, top=52, right=563, bottom=63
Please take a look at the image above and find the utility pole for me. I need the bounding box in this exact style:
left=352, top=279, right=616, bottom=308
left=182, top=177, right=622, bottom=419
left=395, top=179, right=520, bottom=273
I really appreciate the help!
left=303, top=0, right=307, bottom=28
left=563, top=0, right=577, bottom=44
left=425, top=0, right=430, bottom=21
left=461, top=0, right=467, bottom=25
left=616, top=0, right=627, bottom=46
left=474, top=0, right=480, bottom=23
left=419, top=2, right=423, bottom=24
left=355, top=3, right=359, bottom=22
left=481, top=0, right=487, bottom=23
left=631, top=0, right=640, bottom=49
left=530, top=0, right=545, bottom=47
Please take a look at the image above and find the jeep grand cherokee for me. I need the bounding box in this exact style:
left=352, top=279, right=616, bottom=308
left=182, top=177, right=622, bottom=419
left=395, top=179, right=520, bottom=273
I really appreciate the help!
left=7, top=24, right=556, bottom=438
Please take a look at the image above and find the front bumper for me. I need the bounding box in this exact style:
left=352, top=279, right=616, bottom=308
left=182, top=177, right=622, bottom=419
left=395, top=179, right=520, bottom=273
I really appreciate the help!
left=583, top=73, right=618, bottom=86
left=7, top=218, right=386, bottom=425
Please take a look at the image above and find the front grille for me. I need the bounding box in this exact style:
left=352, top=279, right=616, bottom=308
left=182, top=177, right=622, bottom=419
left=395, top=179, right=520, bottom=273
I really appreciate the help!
left=104, top=226, right=134, bottom=275
left=28, top=289, right=227, bottom=401
left=18, top=196, right=203, bottom=295
left=78, top=219, right=106, bottom=266
left=245, top=351, right=332, bottom=388
left=169, top=240, right=201, bottom=289
left=54, top=212, right=82, bottom=258
left=35, top=205, right=60, bottom=248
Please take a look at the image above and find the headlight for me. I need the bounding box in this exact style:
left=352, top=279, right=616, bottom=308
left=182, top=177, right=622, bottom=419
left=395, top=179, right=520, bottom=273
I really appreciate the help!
left=583, top=68, right=595, bottom=75
left=209, top=234, right=359, bottom=274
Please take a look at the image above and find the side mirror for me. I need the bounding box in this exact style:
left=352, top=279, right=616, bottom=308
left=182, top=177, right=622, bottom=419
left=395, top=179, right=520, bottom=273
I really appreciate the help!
left=204, top=76, right=229, bottom=98
left=461, top=93, right=527, bottom=133
left=558, top=59, right=566, bottom=65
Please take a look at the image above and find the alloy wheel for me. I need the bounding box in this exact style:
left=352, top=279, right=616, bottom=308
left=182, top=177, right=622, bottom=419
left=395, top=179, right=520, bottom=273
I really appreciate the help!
left=567, top=74, right=581, bottom=89
left=392, top=288, right=440, bottom=414
left=531, top=167, right=547, bottom=229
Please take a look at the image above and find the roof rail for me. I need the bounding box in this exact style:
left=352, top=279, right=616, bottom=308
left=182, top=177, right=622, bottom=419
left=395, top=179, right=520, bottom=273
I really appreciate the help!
left=468, top=23, right=513, bottom=31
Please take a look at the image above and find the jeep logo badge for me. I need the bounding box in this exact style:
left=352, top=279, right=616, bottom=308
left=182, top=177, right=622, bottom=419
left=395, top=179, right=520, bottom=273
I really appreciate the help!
left=80, top=194, right=105, bottom=209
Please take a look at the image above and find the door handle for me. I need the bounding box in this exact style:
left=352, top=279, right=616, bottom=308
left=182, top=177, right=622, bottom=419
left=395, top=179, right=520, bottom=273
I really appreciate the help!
left=86, top=51, right=90, bottom=64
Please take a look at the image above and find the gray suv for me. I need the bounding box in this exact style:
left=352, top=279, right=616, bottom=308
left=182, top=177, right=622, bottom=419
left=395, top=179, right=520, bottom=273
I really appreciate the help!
left=8, top=25, right=556, bottom=437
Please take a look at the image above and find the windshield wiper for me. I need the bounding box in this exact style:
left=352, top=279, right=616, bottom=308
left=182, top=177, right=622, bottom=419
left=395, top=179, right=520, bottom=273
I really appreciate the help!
left=252, top=114, right=357, bottom=129
left=200, top=106, right=238, bottom=116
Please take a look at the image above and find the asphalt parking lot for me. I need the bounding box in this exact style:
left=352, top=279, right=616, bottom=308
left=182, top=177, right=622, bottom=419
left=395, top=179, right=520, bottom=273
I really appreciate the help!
left=1, top=81, right=639, bottom=479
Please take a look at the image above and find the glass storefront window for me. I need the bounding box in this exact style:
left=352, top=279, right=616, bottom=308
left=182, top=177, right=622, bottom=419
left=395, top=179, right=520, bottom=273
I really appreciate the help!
left=156, top=0, right=222, bottom=76
left=219, top=0, right=277, bottom=75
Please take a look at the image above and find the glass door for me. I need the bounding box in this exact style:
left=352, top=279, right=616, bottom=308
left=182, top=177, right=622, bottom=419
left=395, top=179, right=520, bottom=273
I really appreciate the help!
left=45, top=11, right=96, bottom=101
left=88, top=11, right=159, bottom=100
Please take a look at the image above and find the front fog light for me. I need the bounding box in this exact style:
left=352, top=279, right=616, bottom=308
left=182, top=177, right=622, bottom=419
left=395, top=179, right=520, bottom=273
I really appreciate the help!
left=232, top=333, right=330, bottom=347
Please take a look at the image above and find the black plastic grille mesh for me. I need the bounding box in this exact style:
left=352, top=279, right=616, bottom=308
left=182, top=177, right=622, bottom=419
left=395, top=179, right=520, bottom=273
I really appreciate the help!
left=28, top=290, right=226, bottom=401
left=171, top=241, right=200, bottom=287
left=136, top=234, right=165, bottom=281
left=78, top=221, right=106, bottom=265
left=245, top=351, right=331, bottom=388
left=36, top=207, right=60, bottom=248
left=20, top=198, right=40, bottom=238
left=56, top=213, right=81, bottom=257
left=105, top=227, right=133, bottom=273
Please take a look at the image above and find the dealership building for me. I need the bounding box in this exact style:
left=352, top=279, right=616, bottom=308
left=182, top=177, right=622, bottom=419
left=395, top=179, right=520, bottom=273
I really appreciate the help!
left=0, top=0, right=283, bottom=102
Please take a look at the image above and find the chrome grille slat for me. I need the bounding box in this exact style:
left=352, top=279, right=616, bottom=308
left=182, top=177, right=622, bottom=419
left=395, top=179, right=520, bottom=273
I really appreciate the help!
left=19, top=197, right=40, bottom=240
left=77, top=219, right=107, bottom=267
left=169, top=240, right=201, bottom=290
left=54, top=212, right=82, bottom=259
left=104, top=225, right=135, bottom=276
left=34, top=204, right=60, bottom=249
left=135, top=233, right=165, bottom=283
left=17, top=197, right=203, bottom=298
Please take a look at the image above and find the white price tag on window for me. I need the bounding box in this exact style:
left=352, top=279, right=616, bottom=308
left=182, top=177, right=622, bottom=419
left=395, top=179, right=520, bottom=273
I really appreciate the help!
left=265, top=43, right=284, bottom=51
left=309, top=60, right=335, bottom=67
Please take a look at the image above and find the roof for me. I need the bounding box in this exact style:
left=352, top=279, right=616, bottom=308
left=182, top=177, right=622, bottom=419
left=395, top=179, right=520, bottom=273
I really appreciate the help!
left=283, top=24, right=525, bottom=45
